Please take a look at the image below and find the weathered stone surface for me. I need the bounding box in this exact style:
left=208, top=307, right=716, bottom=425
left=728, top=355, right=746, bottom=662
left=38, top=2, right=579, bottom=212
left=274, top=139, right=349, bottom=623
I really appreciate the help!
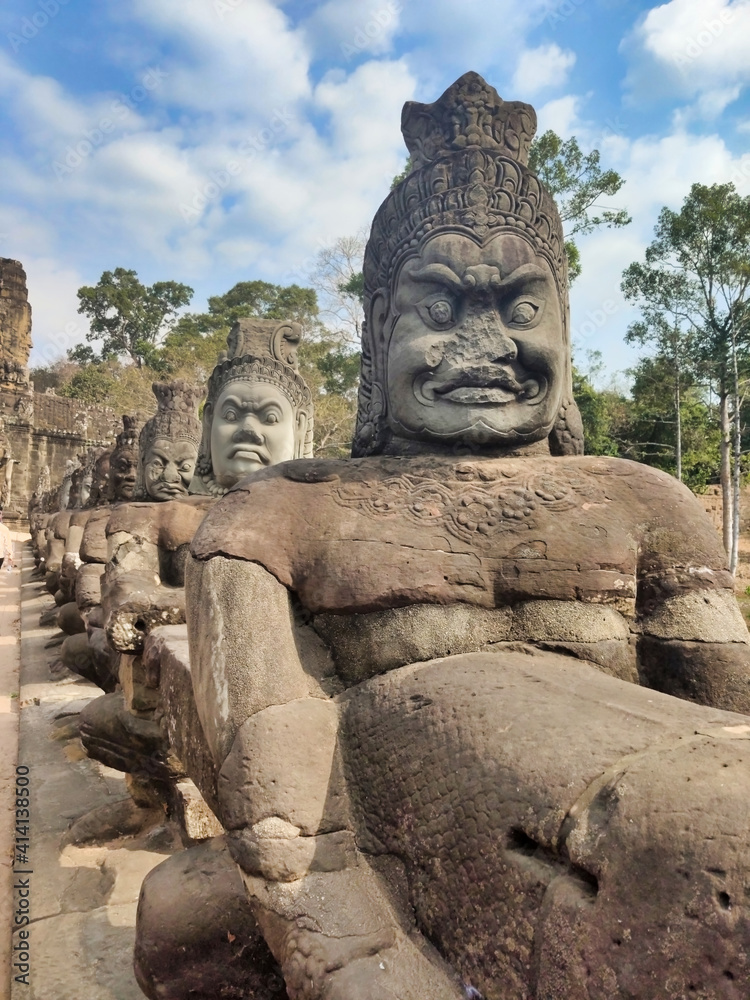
left=145, top=625, right=219, bottom=814
left=218, top=697, right=348, bottom=835
left=340, top=649, right=750, bottom=999
left=79, top=506, right=111, bottom=564
left=75, top=562, right=104, bottom=610
left=135, top=380, right=201, bottom=501
left=0, top=257, right=31, bottom=371
left=134, top=837, right=286, bottom=1000
left=170, top=779, right=223, bottom=842
left=191, top=454, right=731, bottom=618
left=63, top=798, right=163, bottom=846
left=119, top=653, right=160, bottom=714
left=0, top=260, right=120, bottom=522
left=190, top=318, right=314, bottom=497
left=186, top=556, right=335, bottom=764
left=640, top=588, right=748, bottom=641
left=79, top=691, right=183, bottom=783
left=56, top=600, right=85, bottom=635
left=314, top=602, right=512, bottom=684
left=228, top=828, right=358, bottom=883
left=638, top=634, right=750, bottom=706
left=60, top=633, right=105, bottom=689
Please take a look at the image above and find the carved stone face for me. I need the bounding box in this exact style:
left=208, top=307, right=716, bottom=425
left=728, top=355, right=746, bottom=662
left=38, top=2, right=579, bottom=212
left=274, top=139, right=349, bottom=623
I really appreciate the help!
left=69, top=468, right=84, bottom=508
left=142, top=438, right=198, bottom=501
left=110, top=447, right=138, bottom=501
left=90, top=453, right=111, bottom=505
left=382, top=232, right=564, bottom=448
left=210, top=381, right=296, bottom=488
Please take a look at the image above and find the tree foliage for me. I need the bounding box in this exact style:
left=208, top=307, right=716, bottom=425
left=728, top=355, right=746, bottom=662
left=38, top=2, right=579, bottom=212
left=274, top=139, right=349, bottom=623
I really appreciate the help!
left=76, top=268, right=193, bottom=368
left=622, top=182, right=750, bottom=568
left=528, top=131, right=631, bottom=283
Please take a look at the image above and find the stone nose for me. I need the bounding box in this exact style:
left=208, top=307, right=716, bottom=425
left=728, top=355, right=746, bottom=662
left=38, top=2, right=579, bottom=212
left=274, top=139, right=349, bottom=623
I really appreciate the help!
left=459, top=304, right=518, bottom=365
left=233, top=415, right=264, bottom=443
left=162, top=461, right=181, bottom=482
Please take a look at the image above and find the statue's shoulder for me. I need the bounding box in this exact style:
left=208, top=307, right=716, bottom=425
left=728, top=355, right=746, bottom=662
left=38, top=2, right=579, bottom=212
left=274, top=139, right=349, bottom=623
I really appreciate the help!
left=572, top=455, right=710, bottom=512
left=105, top=496, right=213, bottom=548
left=105, top=500, right=161, bottom=540
left=190, top=457, right=379, bottom=565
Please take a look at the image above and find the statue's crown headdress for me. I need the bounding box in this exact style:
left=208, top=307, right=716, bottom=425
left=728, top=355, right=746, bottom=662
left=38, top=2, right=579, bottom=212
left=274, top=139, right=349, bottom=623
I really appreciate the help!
left=401, top=71, right=537, bottom=170
left=363, top=72, right=564, bottom=301
left=205, top=318, right=310, bottom=413
left=140, top=380, right=202, bottom=452
left=114, top=414, right=139, bottom=453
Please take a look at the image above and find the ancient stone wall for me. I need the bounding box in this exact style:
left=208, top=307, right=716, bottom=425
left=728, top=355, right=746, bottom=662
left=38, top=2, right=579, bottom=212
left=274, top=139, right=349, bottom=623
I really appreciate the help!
left=0, top=259, right=121, bottom=522
left=0, top=258, right=32, bottom=375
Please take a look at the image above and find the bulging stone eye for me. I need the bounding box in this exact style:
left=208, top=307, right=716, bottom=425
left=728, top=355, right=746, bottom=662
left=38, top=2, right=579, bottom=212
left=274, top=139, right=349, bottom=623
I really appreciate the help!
left=511, top=301, right=538, bottom=326
left=429, top=300, right=454, bottom=325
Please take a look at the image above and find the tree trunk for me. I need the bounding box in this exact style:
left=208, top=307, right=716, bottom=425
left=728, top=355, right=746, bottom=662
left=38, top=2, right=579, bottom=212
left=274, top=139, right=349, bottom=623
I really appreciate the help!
left=674, top=365, right=682, bottom=483
left=730, top=337, right=742, bottom=576
left=720, top=389, right=733, bottom=558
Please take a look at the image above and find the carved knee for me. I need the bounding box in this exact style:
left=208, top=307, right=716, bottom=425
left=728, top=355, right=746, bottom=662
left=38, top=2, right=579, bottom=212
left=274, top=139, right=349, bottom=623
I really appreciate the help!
left=218, top=697, right=350, bottom=836
left=219, top=697, right=354, bottom=883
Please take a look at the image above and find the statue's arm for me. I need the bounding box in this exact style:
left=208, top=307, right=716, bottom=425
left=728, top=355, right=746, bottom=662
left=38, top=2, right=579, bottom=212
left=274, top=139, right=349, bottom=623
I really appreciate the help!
left=635, top=472, right=750, bottom=714
left=102, top=519, right=181, bottom=652
left=185, top=553, right=348, bottom=876
left=636, top=588, right=750, bottom=714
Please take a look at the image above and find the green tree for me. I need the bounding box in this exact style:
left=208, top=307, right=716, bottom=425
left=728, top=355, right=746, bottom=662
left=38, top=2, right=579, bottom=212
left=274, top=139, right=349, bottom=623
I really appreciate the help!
left=528, top=131, right=631, bottom=283
left=77, top=268, right=193, bottom=368
left=624, top=317, right=696, bottom=483
left=299, top=337, right=360, bottom=458
left=572, top=352, right=630, bottom=456
left=625, top=354, right=720, bottom=491
left=622, top=182, right=750, bottom=570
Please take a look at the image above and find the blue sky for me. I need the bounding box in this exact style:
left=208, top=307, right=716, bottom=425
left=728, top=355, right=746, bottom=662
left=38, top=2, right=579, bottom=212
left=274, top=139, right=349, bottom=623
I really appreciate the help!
left=1, top=0, right=749, bottom=380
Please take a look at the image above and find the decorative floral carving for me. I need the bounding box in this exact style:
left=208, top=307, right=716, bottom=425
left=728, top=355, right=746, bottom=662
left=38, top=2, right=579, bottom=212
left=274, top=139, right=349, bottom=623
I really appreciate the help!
left=333, top=467, right=606, bottom=545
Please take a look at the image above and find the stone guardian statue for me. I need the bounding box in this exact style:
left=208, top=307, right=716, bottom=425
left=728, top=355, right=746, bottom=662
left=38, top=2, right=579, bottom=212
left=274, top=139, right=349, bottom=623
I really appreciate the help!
left=175, top=73, right=750, bottom=999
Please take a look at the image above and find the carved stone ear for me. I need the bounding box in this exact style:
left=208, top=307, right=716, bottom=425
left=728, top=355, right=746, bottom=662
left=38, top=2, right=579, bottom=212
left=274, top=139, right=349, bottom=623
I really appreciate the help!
left=549, top=397, right=584, bottom=456
left=196, top=403, right=214, bottom=476
left=353, top=299, right=391, bottom=458
left=295, top=410, right=312, bottom=460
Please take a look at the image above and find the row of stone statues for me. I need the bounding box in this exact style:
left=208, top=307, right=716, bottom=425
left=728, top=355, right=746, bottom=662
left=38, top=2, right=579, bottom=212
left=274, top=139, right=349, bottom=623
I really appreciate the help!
left=30, top=71, right=750, bottom=999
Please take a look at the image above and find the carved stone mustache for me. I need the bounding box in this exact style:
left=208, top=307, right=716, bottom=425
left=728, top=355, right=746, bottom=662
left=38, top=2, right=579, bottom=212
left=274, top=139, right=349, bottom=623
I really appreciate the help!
left=429, top=366, right=539, bottom=399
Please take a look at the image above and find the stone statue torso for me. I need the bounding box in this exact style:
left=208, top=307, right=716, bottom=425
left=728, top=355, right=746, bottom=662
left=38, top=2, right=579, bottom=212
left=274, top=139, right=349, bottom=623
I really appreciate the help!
left=192, top=454, right=732, bottom=686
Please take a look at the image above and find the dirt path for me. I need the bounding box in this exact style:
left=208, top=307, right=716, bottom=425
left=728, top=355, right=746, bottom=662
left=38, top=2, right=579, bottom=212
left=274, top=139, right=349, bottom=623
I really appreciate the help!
left=0, top=536, right=25, bottom=1000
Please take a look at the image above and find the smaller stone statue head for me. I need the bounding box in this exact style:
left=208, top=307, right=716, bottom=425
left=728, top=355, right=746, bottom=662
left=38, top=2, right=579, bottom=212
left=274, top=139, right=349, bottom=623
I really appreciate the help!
left=57, top=459, right=77, bottom=510
left=191, top=318, right=314, bottom=496
left=83, top=449, right=111, bottom=508
left=108, top=416, right=140, bottom=502
left=136, top=380, right=202, bottom=501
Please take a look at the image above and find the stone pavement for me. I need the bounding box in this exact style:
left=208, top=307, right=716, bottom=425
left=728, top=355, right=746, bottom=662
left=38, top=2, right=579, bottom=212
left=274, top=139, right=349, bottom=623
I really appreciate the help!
left=6, top=543, right=183, bottom=1000
left=0, top=534, right=22, bottom=1000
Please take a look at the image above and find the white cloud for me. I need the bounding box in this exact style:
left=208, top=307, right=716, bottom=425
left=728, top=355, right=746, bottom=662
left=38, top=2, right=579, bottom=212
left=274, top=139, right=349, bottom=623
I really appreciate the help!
left=623, top=0, right=750, bottom=116
left=397, top=0, right=557, bottom=97
left=535, top=94, right=583, bottom=137
left=127, top=0, right=313, bottom=116
left=300, top=0, right=402, bottom=63
left=512, top=44, right=576, bottom=98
